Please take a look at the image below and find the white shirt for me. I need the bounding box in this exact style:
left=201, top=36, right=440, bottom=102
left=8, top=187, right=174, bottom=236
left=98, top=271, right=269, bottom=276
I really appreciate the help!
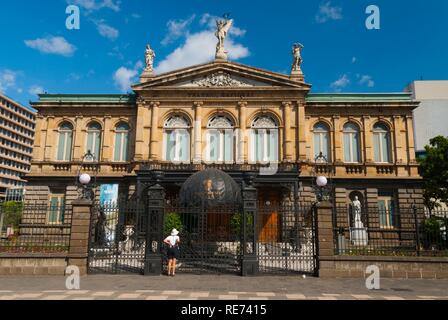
left=164, top=235, right=180, bottom=247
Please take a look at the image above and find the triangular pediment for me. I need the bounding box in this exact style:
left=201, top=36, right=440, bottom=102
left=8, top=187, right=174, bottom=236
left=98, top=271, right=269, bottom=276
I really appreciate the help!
left=132, top=60, right=311, bottom=90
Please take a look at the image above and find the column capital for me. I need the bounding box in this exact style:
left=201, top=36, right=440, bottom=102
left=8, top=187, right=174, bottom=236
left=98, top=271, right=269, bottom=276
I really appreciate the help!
left=149, top=101, right=160, bottom=108
left=193, top=101, right=204, bottom=108
left=238, top=101, right=248, bottom=108
left=393, top=115, right=402, bottom=120
left=282, top=101, right=292, bottom=108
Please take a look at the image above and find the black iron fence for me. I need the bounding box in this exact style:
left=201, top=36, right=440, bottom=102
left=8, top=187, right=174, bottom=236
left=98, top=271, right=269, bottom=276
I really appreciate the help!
left=333, top=205, right=448, bottom=257
left=88, top=200, right=146, bottom=274
left=0, top=202, right=72, bottom=254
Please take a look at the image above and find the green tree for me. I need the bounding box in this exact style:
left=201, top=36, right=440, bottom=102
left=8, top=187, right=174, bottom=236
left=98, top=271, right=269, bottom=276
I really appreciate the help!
left=418, top=136, right=448, bottom=211
left=1, top=201, right=24, bottom=231
left=163, top=212, right=184, bottom=236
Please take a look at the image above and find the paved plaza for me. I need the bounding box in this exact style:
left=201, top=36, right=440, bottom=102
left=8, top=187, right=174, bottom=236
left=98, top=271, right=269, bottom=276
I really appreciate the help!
left=0, top=275, right=447, bottom=300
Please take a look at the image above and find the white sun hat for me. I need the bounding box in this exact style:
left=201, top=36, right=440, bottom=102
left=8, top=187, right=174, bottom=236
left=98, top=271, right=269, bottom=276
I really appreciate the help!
left=171, top=229, right=179, bottom=236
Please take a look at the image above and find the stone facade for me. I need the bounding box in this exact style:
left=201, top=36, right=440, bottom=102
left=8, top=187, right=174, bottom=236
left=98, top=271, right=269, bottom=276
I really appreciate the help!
left=25, top=60, right=422, bottom=210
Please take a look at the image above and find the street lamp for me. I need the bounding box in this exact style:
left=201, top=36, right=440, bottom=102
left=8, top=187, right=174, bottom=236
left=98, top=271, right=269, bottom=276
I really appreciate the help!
left=76, top=150, right=98, bottom=201
left=312, top=152, right=333, bottom=202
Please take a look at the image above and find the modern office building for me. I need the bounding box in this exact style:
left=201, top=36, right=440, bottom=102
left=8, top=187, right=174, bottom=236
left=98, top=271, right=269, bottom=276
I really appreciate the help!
left=0, top=93, right=36, bottom=200
left=405, top=80, right=448, bottom=157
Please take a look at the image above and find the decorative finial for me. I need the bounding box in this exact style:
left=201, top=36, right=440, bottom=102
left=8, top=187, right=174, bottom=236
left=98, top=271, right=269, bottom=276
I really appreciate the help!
left=291, top=43, right=304, bottom=81
left=215, top=15, right=233, bottom=61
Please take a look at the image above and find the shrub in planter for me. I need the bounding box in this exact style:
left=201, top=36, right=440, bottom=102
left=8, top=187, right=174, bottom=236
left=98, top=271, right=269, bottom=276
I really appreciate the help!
left=230, top=212, right=254, bottom=240
left=420, top=217, right=442, bottom=249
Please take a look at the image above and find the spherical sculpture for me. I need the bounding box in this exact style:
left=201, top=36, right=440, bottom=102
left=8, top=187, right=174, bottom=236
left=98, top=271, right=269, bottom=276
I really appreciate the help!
left=79, top=173, right=91, bottom=185
left=316, top=176, right=328, bottom=187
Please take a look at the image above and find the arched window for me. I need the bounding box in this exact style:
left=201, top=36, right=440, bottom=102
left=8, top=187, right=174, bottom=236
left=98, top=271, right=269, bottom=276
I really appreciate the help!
left=164, top=115, right=190, bottom=163
left=114, top=122, right=130, bottom=162
left=250, top=115, right=279, bottom=163
left=313, top=122, right=331, bottom=161
left=373, top=123, right=392, bottom=163
left=206, top=116, right=234, bottom=163
left=86, top=122, right=102, bottom=161
left=343, top=122, right=361, bottom=163
left=57, top=122, right=73, bottom=161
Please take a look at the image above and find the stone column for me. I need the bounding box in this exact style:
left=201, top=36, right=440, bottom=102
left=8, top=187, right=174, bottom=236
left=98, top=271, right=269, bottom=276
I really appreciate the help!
left=393, top=116, right=402, bottom=164
left=316, top=201, right=335, bottom=278
left=297, top=101, right=307, bottom=161
left=33, top=115, right=44, bottom=161
left=241, top=173, right=259, bottom=276
left=363, top=116, right=372, bottom=162
left=43, top=116, right=54, bottom=161
left=73, top=116, right=84, bottom=161
left=332, top=116, right=342, bottom=162
left=102, top=115, right=112, bottom=161
left=144, top=183, right=165, bottom=276
left=283, top=101, right=293, bottom=162
left=150, top=101, right=160, bottom=161
left=67, top=199, right=93, bottom=276
left=238, top=101, right=248, bottom=163
left=193, top=101, right=203, bottom=164
left=134, top=99, right=148, bottom=161
left=405, top=115, right=416, bottom=163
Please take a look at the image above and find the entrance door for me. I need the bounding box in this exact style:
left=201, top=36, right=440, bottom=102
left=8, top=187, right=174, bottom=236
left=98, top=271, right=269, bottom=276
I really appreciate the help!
left=258, top=190, right=281, bottom=242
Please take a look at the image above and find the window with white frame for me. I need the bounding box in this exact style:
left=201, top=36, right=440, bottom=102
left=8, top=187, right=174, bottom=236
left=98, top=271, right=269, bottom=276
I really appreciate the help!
left=378, top=194, right=395, bottom=229
left=86, top=122, right=102, bottom=161
left=47, top=194, right=65, bottom=225
left=343, top=122, right=361, bottom=163
left=313, top=122, right=331, bottom=161
left=373, top=123, right=392, bottom=163
left=164, top=115, right=190, bottom=163
left=250, top=115, right=279, bottom=163
left=56, top=122, right=73, bottom=161
left=114, top=122, right=130, bottom=162
left=205, top=116, right=234, bottom=163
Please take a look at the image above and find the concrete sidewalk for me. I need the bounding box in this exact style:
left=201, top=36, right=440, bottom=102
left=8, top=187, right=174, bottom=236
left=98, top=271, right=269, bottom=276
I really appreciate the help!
left=0, top=275, right=447, bottom=300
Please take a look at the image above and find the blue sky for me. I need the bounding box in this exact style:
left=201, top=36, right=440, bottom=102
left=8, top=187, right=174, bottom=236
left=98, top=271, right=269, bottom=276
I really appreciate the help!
left=1, top=0, right=447, bottom=106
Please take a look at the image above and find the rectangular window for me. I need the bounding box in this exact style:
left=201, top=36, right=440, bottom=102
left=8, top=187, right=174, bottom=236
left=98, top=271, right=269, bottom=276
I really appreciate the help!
left=47, top=195, right=65, bottom=225
left=378, top=195, right=395, bottom=229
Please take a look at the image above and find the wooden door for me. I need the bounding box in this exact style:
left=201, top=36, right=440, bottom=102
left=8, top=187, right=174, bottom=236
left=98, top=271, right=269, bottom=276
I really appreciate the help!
left=258, top=190, right=281, bottom=242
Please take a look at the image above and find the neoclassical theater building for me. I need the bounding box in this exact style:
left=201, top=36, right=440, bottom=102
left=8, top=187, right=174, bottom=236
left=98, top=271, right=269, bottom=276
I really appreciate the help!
left=25, top=36, right=422, bottom=218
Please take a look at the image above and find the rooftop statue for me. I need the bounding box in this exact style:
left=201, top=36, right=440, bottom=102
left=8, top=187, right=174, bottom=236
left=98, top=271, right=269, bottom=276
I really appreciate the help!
left=292, top=43, right=304, bottom=73
left=215, top=15, right=233, bottom=60
left=145, top=44, right=155, bottom=73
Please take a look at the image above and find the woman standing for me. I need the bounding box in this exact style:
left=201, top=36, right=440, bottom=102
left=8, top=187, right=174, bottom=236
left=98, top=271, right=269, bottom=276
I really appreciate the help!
left=164, top=229, right=180, bottom=276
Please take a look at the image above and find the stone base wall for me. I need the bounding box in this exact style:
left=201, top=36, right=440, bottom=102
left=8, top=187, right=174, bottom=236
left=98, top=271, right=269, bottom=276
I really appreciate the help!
left=0, top=256, right=68, bottom=275
left=319, top=256, right=448, bottom=279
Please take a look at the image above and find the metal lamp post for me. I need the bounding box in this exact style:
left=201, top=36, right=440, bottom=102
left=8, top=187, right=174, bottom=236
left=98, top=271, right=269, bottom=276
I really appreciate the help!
left=312, top=152, right=333, bottom=203
left=76, top=150, right=98, bottom=201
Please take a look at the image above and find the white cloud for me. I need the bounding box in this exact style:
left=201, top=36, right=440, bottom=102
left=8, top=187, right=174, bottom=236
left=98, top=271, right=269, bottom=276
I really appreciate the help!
left=67, top=0, right=121, bottom=12
left=93, top=20, right=119, bottom=40
left=162, top=15, right=196, bottom=45
left=24, top=36, right=76, bottom=57
left=316, top=1, right=343, bottom=23
left=28, top=85, right=44, bottom=96
left=331, top=74, right=350, bottom=91
left=156, top=14, right=249, bottom=74
left=155, top=31, right=249, bottom=74
left=113, top=61, right=142, bottom=92
left=359, top=75, right=375, bottom=88
left=0, top=70, right=18, bottom=93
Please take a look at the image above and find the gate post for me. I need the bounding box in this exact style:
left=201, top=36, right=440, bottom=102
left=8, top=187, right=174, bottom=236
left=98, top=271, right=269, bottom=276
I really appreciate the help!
left=316, top=201, right=335, bottom=278
left=241, top=173, right=259, bottom=276
left=68, top=199, right=93, bottom=276
left=144, top=183, right=165, bottom=276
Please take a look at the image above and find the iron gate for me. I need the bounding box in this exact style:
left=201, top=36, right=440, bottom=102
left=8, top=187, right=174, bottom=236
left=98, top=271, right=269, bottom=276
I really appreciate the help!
left=257, top=204, right=318, bottom=275
left=88, top=200, right=146, bottom=274
left=162, top=203, right=242, bottom=274
left=88, top=199, right=318, bottom=275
